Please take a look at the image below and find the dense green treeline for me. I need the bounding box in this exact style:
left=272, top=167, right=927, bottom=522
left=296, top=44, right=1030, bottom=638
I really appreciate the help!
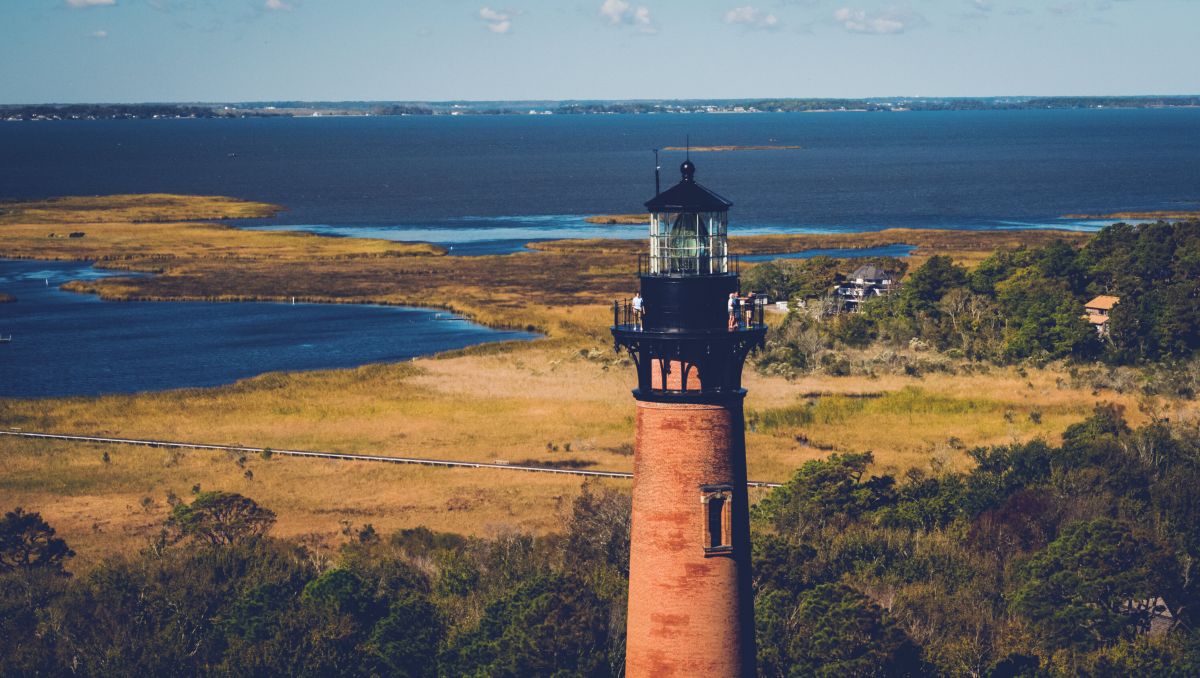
left=752, top=221, right=1200, bottom=372
left=0, top=482, right=630, bottom=677
left=5, top=409, right=1200, bottom=675
left=752, top=407, right=1200, bottom=675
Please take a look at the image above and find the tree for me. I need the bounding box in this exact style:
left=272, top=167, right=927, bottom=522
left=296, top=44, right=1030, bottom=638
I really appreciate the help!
left=0, top=507, right=74, bottom=572
left=1078, top=633, right=1200, bottom=677
left=831, top=312, right=875, bottom=348
left=364, top=592, right=444, bottom=678
left=755, top=312, right=825, bottom=376
left=939, top=288, right=1003, bottom=358
left=1011, top=518, right=1176, bottom=652
left=742, top=256, right=846, bottom=302
left=439, top=573, right=612, bottom=677
left=742, top=261, right=790, bottom=301
left=785, top=256, right=847, bottom=301
left=166, top=491, right=276, bottom=545
left=756, top=583, right=924, bottom=677
left=563, top=480, right=631, bottom=577
left=301, top=568, right=382, bottom=621
left=0, top=509, right=72, bottom=674
left=995, top=267, right=1096, bottom=360
left=752, top=452, right=895, bottom=537
left=901, top=255, right=967, bottom=312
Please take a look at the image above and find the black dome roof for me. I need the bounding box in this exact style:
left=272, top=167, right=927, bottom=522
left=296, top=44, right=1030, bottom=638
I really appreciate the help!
left=644, top=160, right=732, bottom=212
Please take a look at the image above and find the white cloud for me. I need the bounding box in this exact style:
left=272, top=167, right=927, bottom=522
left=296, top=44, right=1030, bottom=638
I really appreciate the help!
left=478, top=6, right=512, bottom=33
left=89, top=29, right=108, bottom=38
left=479, top=7, right=506, bottom=22
left=600, top=0, right=655, bottom=32
left=724, top=6, right=780, bottom=29
left=971, top=0, right=992, bottom=11
left=264, top=0, right=292, bottom=10
left=1047, top=1, right=1119, bottom=16
left=833, top=7, right=918, bottom=34
left=66, top=0, right=116, bottom=7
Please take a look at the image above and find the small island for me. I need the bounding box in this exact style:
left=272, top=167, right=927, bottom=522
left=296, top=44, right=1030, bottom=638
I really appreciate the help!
left=584, top=214, right=650, bottom=225
left=0, top=293, right=15, bottom=303
left=1064, top=210, right=1200, bottom=220
left=660, top=145, right=802, bottom=152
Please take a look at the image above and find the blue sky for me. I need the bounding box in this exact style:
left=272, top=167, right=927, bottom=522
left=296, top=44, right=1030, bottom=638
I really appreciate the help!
left=2, top=0, right=1197, bottom=103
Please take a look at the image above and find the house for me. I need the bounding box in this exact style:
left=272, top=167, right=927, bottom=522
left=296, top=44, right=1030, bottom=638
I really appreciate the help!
left=1083, top=295, right=1120, bottom=335
left=833, top=264, right=894, bottom=313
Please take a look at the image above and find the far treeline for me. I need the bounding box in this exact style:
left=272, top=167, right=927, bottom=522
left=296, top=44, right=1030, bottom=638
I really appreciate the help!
left=1, top=104, right=221, bottom=121
left=556, top=95, right=1200, bottom=114
left=5, top=408, right=1200, bottom=675
left=4, top=95, right=1200, bottom=119
left=747, top=220, right=1200, bottom=371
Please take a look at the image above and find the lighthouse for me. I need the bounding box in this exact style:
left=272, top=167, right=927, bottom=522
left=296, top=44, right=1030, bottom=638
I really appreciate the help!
left=612, top=157, right=764, bottom=677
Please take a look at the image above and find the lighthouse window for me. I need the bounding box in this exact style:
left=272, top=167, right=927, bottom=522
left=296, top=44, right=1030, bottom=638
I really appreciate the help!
left=701, top=485, right=734, bottom=555
left=649, top=211, right=729, bottom=276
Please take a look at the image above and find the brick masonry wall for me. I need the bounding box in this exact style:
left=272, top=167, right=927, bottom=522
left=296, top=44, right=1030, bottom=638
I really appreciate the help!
left=625, top=399, right=756, bottom=678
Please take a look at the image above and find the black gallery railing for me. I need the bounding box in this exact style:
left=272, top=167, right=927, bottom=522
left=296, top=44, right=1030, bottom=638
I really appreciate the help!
left=613, top=294, right=767, bottom=331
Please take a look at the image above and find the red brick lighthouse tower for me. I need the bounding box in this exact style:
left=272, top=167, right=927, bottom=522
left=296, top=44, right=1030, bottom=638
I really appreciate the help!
left=612, top=158, right=764, bottom=677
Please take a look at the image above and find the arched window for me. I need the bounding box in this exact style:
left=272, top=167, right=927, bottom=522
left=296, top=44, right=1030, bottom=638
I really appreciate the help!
left=700, top=484, right=734, bottom=555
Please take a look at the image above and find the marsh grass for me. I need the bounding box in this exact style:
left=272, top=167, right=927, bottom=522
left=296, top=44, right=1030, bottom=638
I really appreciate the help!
left=533, top=227, right=1092, bottom=267
left=753, top=386, right=1025, bottom=429
left=0, top=194, right=283, bottom=223
left=3, top=338, right=1175, bottom=564
left=0, top=435, right=615, bottom=569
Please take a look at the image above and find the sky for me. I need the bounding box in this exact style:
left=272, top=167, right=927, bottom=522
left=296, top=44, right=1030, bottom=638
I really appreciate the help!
left=1, top=0, right=1198, bottom=104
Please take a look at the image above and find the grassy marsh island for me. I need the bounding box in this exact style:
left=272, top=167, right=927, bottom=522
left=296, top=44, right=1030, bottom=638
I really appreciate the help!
left=583, top=214, right=650, bottom=225
left=1063, top=209, right=1200, bottom=220
left=543, top=227, right=1093, bottom=267
left=0, top=193, right=1190, bottom=563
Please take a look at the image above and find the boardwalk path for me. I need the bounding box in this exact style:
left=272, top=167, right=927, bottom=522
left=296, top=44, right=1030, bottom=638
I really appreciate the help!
left=0, top=430, right=782, bottom=488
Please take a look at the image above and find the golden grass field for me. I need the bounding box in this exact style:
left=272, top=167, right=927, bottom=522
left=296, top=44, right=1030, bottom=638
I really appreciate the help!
left=0, top=435, right=631, bottom=571
left=0, top=194, right=1184, bottom=565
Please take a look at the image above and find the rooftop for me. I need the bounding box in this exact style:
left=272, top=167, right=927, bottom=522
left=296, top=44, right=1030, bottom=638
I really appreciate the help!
left=1085, top=295, right=1121, bottom=310
left=849, top=264, right=889, bottom=282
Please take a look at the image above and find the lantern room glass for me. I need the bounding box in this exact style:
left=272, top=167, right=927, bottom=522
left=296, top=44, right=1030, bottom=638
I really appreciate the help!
left=648, top=211, right=729, bottom=275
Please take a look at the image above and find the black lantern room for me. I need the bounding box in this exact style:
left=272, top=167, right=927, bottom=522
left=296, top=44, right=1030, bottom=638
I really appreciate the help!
left=612, top=158, right=766, bottom=403
left=644, top=159, right=732, bottom=276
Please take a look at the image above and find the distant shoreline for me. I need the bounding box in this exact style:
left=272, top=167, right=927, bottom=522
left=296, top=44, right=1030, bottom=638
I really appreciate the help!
left=4, top=96, right=1200, bottom=120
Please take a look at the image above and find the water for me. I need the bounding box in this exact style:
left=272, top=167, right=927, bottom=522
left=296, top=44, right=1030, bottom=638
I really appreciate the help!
left=0, top=260, right=536, bottom=398
left=1, top=110, right=1197, bottom=395
left=3, top=110, right=1198, bottom=254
